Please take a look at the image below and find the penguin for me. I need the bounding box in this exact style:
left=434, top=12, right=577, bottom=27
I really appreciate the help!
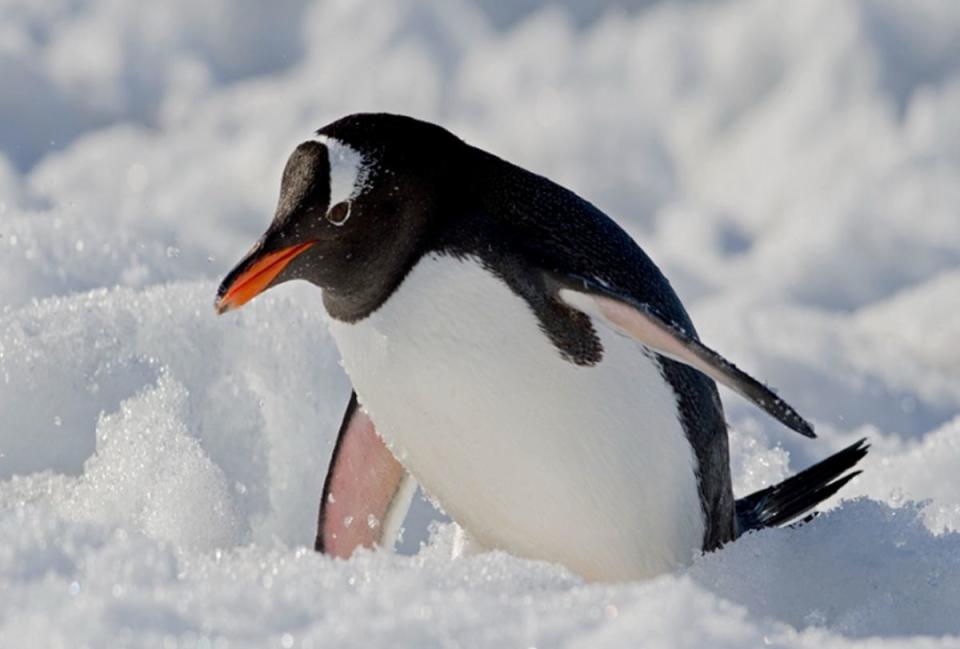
left=215, top=113, right=867, bottom=582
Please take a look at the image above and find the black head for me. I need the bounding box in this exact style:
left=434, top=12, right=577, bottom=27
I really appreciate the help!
left=216, top=113, right=467, bottom=321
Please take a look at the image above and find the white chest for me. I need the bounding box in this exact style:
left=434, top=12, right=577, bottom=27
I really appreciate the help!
left=326, top=254, right=704, bottom=581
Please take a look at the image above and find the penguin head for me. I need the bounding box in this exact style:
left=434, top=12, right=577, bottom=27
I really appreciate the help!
left=216, top=113, right=464, bottom=320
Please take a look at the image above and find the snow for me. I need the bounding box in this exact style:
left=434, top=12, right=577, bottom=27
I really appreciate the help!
left=1, top=0, right=960, bottom=646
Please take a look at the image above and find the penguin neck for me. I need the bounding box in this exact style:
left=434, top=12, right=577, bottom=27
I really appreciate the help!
left=318, top=239, right=431, bottom=323
left=321, top=279, right=399, bottom=323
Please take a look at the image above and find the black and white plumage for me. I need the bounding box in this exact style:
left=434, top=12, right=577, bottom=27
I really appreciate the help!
left=216, top=113, right=866, bottom=581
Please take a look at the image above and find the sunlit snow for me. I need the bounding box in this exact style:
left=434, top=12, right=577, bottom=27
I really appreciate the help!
left=2, top=0, right=960, bottom=646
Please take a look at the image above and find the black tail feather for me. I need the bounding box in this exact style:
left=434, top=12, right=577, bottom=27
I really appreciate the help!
left=735, top=438, right=869, bottom=534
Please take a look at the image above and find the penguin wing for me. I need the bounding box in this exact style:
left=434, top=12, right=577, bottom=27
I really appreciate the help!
left=316, top=391, right=418, bottom=556
left=549, top=274, right=816, bottom=438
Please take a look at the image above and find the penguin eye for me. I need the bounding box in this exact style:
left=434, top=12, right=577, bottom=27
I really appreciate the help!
left=325, top=200, right=352, bottom=226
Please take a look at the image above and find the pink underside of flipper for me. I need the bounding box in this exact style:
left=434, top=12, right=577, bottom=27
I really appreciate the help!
left=593, top=295, right=702, bottom=368
left=321, top=407, right=406, bottom=559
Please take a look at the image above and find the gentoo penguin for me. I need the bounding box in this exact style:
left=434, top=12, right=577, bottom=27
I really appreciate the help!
left=216, top=113, right=867, bottom=582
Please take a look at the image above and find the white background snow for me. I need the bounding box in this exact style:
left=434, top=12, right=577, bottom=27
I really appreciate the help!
left=2, top=0, right=960, bottom=646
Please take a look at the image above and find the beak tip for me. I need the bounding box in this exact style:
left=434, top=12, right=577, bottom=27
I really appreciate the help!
left=214, top=297, right=233, bottom=315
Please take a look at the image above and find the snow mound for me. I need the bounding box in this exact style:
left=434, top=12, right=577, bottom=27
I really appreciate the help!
left=0, top=282, right=349, bottom=548
left=1, top=498, right=957, bottom=647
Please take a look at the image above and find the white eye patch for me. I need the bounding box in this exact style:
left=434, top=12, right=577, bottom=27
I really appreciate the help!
left=315, top=135, right=371, bottom=213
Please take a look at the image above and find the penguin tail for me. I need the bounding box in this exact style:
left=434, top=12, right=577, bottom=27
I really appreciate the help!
left=734, top=438, right=869, bottom=535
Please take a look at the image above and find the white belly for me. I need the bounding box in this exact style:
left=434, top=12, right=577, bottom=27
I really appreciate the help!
left=326, top=254, right=704, bottom=581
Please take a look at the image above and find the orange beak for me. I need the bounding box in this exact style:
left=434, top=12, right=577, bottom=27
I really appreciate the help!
left=215, top=240, right=316, bottom=314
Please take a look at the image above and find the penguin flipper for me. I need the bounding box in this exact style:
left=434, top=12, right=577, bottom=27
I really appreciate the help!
left=315, top=391, right=418, bottom=557
left=553, top=276, right=816, bottom=439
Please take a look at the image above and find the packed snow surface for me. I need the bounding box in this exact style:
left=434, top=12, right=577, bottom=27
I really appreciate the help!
left=2, top=0, right=960, bottom=646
